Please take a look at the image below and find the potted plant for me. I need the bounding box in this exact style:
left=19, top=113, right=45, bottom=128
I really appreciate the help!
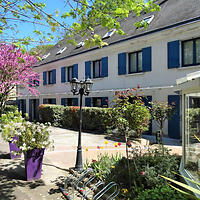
left=14, top=121, right=53, bottom=181
left=0, top=111, right=25, bottom=159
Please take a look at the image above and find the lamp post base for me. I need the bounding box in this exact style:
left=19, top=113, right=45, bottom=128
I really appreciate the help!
left=74, top=146, right=83, bottom=171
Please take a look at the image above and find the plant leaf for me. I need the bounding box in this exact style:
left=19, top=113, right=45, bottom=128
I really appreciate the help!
left=161, top=175, right=200, bottom=195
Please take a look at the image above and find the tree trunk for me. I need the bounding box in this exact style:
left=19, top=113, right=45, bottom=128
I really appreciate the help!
left=0, top=94, right=8, bottom=117
left=125, top=136, right=131, bottom=189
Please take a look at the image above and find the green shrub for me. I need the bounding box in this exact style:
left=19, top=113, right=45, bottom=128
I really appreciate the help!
left=0, top=110, right=25, bottom=142
left=39, top=104, right=111, bottom=132
left=88, top=146, right=181, bottom=199
left=62, top=106, right=74, bottom=128
left=88, top=153, right=122, bottom=180
left=82, top=107, right=111, bottom=131
left=3, top=105, right=18, bottom=114
left=106, top=89, right=151, bottom=138
left=113, top=146, right=179, bottom=189
left=39, top=104, right=65, bottom=127
left=135, top=184, right=194, bottom=200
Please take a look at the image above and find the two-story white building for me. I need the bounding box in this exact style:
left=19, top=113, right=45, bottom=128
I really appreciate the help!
left=18, top=0, right=200, bottom=139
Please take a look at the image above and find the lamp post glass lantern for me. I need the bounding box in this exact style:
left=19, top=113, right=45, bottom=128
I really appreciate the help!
left=70, top=78, right=93, bottom=171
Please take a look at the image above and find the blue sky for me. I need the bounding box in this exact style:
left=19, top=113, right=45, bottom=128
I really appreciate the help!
left=4, top=0, right=75, bottom=49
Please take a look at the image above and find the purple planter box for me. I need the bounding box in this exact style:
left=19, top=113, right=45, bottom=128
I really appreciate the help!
left=9, top=136, right=21, bottom=159
left=24, top=148, right=45, bottom=181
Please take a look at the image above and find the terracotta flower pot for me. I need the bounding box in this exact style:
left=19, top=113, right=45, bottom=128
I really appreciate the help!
left=24, top=148, right=45, bottom=181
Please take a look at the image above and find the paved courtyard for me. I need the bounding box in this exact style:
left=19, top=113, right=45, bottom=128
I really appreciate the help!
left=0, top=126, right=182, bottom=200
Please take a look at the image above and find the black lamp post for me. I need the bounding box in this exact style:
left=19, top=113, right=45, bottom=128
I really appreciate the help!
left=70, top=78, right=93, bottom=171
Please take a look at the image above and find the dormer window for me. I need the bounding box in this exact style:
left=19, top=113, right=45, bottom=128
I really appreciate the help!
left=143, top=15, right=154, bottom=25
left=102, top=29, right=116, bottom=40
left=56, top=47, right=67, bottom=55
left=136, top=15, right=154, bottom=29
left=42, top=53, right=50, bottom=60
left=76, top=41, right=85, bottom=49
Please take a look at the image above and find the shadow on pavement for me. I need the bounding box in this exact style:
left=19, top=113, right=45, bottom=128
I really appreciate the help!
left=0, top=153, right=11, bottom=159
left=43, top=162, right=69, bottom=172
left=0, top=151, right=45, bottom=200
left=48, top=175, right=66, bottom=195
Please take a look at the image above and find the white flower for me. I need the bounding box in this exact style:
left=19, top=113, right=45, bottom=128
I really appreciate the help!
left=32, top=138, right=36, bottom=142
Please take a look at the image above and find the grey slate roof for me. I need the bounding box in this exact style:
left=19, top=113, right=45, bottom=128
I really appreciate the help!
left=37, top=0, right=200, bottom=67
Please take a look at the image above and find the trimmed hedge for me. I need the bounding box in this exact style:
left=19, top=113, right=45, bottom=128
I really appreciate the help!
left=39, top=104, right=65, bottom=127
left=39, top=104, right=111, bottom=132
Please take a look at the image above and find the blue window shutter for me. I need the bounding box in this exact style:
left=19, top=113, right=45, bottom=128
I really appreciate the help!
left=43, top=99, right=47, bottom=104
left=101, top=57, right=108, bottom=77
left=29, top=99, right=32, bottom=121
left=22, top=99, right=26, bottom=116
left=118, top=52, right=127, bottom=75
left=52, top=98, right=56, bottom=104
left=142, top=47, right=152, bottom=72
left=35, top=99, right=39, bottom=121
left=102, top=97, right=108, bottom=107
left=17, top=100, right=21, bottom=112
left=73, top=98, right=78, bottom=106
left=168, top=95, right=180, bottom=139
left=85, top=97, right=91, bottom=107
left=43, top=71, right=47, bottom=85
left=61, top=98, right=66, bottom=106
left=61, top=67, right=66, bottom=83
left=52, top=69, right=56, bottom=84
left=73, top=64, right=78, bottom=79
left=85, top=61, right=91, bottom=79
left=168, top=40, right=180, bottom=69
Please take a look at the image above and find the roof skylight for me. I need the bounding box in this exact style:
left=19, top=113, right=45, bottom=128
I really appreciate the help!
left=143, top=15, right=154, bottom=24
left=56, top=46, right=67, bottom=55
left=42, top=52, right=50, bottom=60
left=102, top=29, right=116, bottom=40
left=76, top=41, right=85, bottom=49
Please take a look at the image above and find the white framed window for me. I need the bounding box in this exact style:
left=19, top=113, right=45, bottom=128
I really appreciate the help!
left=67, top=66, right=73, bottom=82
left=182, top=38, right=200, bottom=66
left=143, top=15, right=154, bottom=24
left=42, top=52, right=50, bottom=60
left=56, top=47, right=67, bottom=55
left=93, top=60, right=102, bottom=78
left=76, top=41, right=85, bottom=49
left=129, top=51, right=142, bottom=73
left=48, top=71, right=53, bottom=84
left=102, top=29, right=116, bottom=39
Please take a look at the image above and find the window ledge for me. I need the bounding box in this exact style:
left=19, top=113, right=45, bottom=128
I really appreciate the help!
left=178, top=65, right=200, bottom=70
left=124, top=72, right=145, bottom=77
left=44, top=83, right=55, bottom=86
left=92, top=77, right=105, bottom=81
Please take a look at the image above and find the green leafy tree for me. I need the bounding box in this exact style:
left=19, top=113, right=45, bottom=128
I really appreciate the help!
left=0, top=0, right=160, bottom=47
left=149, top=101, right=175, bottom=144
left=30, top=44, right=54, bottom=55
left=106, top=87, right=151, bottom=188
left=107, top=88, right=150, bottom=138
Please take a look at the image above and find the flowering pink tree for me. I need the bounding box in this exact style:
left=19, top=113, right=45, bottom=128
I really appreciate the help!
left=0, top=43, right=39, bottom=115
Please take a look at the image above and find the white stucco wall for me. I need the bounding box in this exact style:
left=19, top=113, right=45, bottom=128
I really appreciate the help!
left=18, top=20, right=200, bottom=136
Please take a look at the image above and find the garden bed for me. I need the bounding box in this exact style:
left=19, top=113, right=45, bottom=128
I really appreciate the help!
left=85, top=145, right=193, bottom=199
